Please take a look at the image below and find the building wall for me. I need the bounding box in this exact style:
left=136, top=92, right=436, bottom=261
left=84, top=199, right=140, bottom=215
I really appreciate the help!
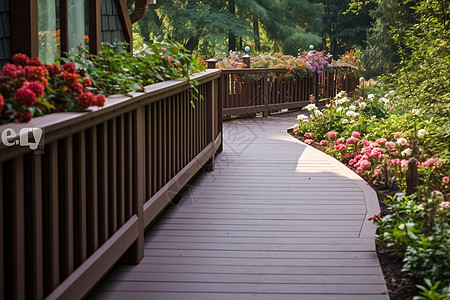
left=0, top=0, right=11, bottom=67
left=101, top=0, right=126, bottom=44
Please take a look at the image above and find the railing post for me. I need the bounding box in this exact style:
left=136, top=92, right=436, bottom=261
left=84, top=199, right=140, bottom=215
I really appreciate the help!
left=406, top=157, right=419, bottom=196
left=242, top=54, right=251, bottom=68
left=130, top=107, right=145, bottom=264
left=263, top=71, right=269, bottom=117
left=206, top=58, right=218, bottom=69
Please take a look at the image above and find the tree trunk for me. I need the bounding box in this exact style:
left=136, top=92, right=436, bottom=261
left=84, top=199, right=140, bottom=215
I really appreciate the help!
left=228, top=0, right=236, bottom=51
left=253, top=16, right=260, bottom=51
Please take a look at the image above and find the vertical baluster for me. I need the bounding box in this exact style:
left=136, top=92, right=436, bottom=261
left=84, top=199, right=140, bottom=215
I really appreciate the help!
left=97, top=123, right=109, bottom=244
left=0, top=163, right=4, bottom=300
left=59, top=137, right=74, bottom=278
left=73, top=132, right=87, bottom=268
left=28, top=154, right=43, bottom=299
left=107, top=119, right=117, bottom=235
left=126, top=112, right=134, bottom=212
left=158, top=101, right=163, bottom=189
left=43, top=142, right=59, bottom=295
left=168, top=97, right=173, bottom=179
left=117, top=116, right=125, bottom=226
left=5, top=157, right=25, bottom=299
left=152, top=103, right=158, bottom=196
left=86, top=127, right=98, bottom=255
left=145, top=106, right=152, bottom=201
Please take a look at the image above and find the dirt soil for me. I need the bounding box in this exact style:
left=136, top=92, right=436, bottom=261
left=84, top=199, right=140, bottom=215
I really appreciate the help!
left=290, top=131, right=418, bottom=300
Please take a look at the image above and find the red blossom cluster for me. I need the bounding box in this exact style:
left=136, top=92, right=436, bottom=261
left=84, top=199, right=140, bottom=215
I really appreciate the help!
left=0, top=53, right=106, bottom=123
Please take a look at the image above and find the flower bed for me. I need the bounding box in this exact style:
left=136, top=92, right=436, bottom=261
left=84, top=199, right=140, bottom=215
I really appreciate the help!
left=0, top=42, right=206, bottom=124
left=216, top=49, right=364, bottom=76
left=293, top=89, right=450, bottom=299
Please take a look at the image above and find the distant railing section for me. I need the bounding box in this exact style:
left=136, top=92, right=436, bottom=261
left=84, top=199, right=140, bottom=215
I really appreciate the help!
left=207, top=61, right=358, bottom=117
left=0, top=69, right=222, bottom=300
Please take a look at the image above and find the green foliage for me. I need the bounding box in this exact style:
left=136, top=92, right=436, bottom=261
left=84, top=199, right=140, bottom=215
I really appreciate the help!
left=64, top=41, right=206, bottom=96
left=414, top=279, right=450, bottom=300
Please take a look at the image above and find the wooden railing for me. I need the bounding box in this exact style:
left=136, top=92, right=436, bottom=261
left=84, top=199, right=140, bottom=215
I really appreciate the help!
left=0, top=69, right=222, bottom=300
left=216, top=67, right=358, bottom=117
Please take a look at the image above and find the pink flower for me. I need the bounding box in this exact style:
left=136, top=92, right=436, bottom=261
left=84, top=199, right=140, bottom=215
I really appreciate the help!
left=401, top=159, right=409, bottom=168
left=373, top=180, right=377, bottom=185
left=351, top=131, right=360, bottom=139
left=439, top=202, right=450, bottom=210
left=319, top=140, right=327, bottom=145
left=304, top=132, right=312, bottom=138
left=336, top=137, right=345, bottom=145
left=304, top=139, right=314, bottom=145
left=375, top=138, right=386, bottom=144
left=374, top=168, right=381, bottom=176
left=385, top=141, right=395, bottom=148
left=346, top=138, right=357, bottom=145
left=328, top=131, right=337, bottom=139
left=396, top=138, right=408, bottom=146
left=358, top=139, right=370, bottom=147
left=1, top=63, right=18, bottom=77
left=443, top=177, right=450, bottom=184
left=334, top=144, right=347, bottom=151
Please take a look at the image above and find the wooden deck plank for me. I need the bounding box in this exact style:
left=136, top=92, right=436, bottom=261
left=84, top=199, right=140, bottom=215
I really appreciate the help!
left=90, top=292, right=389, bottom=300
left=89, top=113, right=387, bottom=299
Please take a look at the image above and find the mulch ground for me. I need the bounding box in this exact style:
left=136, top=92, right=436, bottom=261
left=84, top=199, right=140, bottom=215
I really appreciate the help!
left=290, top=131, right=418, bottom=300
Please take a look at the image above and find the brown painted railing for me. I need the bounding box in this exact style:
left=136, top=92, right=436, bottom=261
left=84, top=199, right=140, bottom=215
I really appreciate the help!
left=0, top=69, right=222, bottom=300
left=216, top=67, right=358, bottom=117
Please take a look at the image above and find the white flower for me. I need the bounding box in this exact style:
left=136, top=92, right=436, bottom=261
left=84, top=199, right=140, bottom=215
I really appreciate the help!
left=368, top=94, right=375, bottom=100
left=297, top=114, right=309, bottom=121
left=380, top=97, right=389, bottom=104
left=401, top=148, right=412, bottom=157
left=350, top=120, right=356, bottom=123
left=314, top=110, right=323, bottom=116
left=359, top=102, right=367, bottom=109
left=389, top=90, right=395, bottom=96
left=336, top=107, right=343, bottom=112
left=417, top=129, right=426, bottom=138
left=342, top=119, right=349, bottom=124
left=412, top=109, right=420, bottom=115
left=348, top=105, right=356, bottom=111
left=303, top=104, right=318, bottom=112
left=336, top=91, right=347, bottom=98
left=346, top=111, right=358, bottom=118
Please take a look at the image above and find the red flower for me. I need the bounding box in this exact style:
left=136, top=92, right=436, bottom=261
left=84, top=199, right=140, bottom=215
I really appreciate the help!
left=72, top=82, right=84, bottom=93
left=14, top=110, right=32, bottom=123
left=63, top=72, right=80, bottom=86
left=1, top=63, right=19, bottom=77
left=23, top=81, right=45, bottom=97
left=0, top=93, right=4, bottom=111
left=12, top=53, right=30, bottom=66
left=25, top=66, right=49, bottom=82
left=368, top=213, right=381, bottom=221
left=77, top=91, right=95, bottom=108
left=45, top=64, right=61, bottom=76
left=83, top=77, right=92, bottom=87
left=251, top=42, right=255, bottom=47
left=94, top=94, right=106, bottom=107
left=15, top=87, right=37, bottom=107
left=62, top=62, right=76, bottom=73
left=28, top=57, right=43, bottom=66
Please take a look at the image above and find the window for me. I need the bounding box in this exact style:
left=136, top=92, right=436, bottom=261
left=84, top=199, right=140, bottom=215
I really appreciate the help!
left=38, top=0, right=89, bottom=64
left=38, top=0, right=60, bottom=64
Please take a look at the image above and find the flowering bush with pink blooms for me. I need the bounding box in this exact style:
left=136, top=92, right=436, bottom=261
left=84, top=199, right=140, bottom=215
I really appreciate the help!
left=293, top=86, right=449, bottom=291
left=0, top=54, right=105, bottom=123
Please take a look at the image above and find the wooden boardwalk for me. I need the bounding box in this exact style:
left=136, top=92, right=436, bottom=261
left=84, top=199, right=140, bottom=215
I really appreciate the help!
left=90, top=113, right=389, bottom=300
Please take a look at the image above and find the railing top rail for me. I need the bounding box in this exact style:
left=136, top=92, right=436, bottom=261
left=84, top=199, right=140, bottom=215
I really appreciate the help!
left=0, top=69, right=221, bottom=161
left=220, top=68, right=293, bottom=74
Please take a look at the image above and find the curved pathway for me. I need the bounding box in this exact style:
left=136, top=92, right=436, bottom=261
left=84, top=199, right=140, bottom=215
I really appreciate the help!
left=90, top=113, right=389, bottom=300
